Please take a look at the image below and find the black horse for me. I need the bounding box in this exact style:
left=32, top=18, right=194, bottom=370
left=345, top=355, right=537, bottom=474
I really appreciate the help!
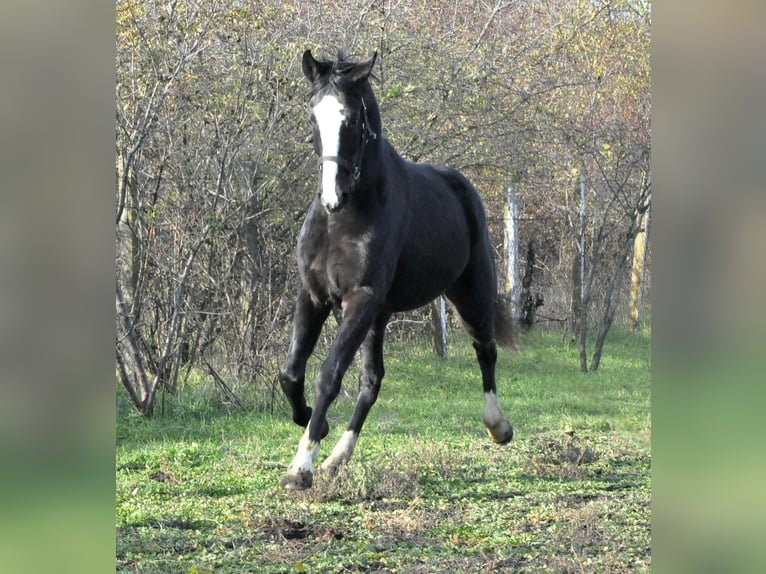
left=279, top=50, right=514, bottom=490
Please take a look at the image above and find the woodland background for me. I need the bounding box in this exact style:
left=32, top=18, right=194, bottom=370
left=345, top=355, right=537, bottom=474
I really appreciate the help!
left=116, top=0, right=651, bottom=415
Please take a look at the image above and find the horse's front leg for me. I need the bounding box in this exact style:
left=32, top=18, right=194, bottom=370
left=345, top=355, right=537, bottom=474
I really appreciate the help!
left=280, top=287, right=378, bottom=491
left=320, top=312, right=389, bottom=476
left=279, top=288, right=330, bottom=433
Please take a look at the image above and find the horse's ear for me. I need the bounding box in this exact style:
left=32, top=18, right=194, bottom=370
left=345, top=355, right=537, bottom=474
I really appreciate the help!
left=350, top=51, right=377, bottom=83
left=302, top=49, right=329, bottom=83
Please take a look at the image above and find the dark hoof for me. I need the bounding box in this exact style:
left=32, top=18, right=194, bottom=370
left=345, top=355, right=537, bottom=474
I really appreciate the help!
left=279, top=470, right=313, bottom=491
left=487, top=420, right=514, bottom=445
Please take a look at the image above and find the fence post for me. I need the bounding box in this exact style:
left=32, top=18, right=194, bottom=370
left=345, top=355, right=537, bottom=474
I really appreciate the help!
left=504, top=181, right=520, bottom=321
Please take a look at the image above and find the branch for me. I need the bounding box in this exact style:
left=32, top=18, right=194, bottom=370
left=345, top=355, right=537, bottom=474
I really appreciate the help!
left=116, top=279, right=152, bottom=402
left=116, top=10, right=209, bottom=225
left=145, top=229, right=212, bottom=410
left=116, top=348, right=143, bottom=411
left=205, top=360, right=246, bottom=411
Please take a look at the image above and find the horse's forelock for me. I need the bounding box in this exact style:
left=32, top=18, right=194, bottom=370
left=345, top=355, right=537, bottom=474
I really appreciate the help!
left=321, top=52, right=377, bottom=91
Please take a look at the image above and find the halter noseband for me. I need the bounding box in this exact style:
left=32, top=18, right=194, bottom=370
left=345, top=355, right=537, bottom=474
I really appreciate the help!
left=318, top=97, right=377, bottom=181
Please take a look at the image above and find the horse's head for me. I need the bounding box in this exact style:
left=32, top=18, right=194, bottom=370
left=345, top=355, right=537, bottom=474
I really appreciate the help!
left=302, top=50, right=378, bottom=213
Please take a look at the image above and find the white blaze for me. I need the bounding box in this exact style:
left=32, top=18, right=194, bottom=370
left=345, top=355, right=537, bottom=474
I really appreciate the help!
left=313, top=94, right=345, bottom=210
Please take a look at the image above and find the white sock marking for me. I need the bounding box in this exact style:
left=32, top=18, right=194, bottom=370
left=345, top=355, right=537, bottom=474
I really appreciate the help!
left=484, top=391, right=505, bottom=427
left=287, top=427, right=320, bottom=476
left=321, top=430, right=358, bottom=470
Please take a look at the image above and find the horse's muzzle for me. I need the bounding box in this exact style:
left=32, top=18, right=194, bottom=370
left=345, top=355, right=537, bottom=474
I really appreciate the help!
left=323, top=191, right=349, bottom=213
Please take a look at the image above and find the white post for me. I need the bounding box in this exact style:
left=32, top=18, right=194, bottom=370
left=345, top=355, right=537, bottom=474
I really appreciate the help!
left=439, top=295, right=447, bottom=355
left=504, top=182, right=520, bottom=321
left=635, top=194, right=651, bottom=328
left=579, top=170, right=586, bottom=308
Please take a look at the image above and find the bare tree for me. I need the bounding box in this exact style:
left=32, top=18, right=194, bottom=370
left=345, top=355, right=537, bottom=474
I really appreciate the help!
left=115, top=0, right=651, bottom=413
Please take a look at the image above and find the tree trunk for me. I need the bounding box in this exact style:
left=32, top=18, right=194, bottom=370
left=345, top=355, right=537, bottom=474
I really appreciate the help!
left=589, top=232, right=635, bottom=371
left=578, top=292, right=589, bottom=374
left=116, top=231, right=209, bottom=416
left=571, top=254, right=582, bottom=337
left=520, top=240, right=543, bottom=328
left=628, top=197, right=650, bottom=331
left=577, top=169, right=588, bottom=373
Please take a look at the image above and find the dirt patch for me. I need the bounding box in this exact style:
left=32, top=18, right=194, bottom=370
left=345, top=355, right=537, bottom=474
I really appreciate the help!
left=254, top=517, right=345, bottom=543
left=525, top=432, right=600, bottom=479
left=292, top=462, right=421, bottom=504
left=368, top=499, right=411, bottom=512
left=555, top=492, right=601, bottom=506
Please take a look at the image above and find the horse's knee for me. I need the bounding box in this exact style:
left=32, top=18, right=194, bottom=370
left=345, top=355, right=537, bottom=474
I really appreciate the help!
left=358, top=368, right=383, bottom=402
left=279, top=370, right=298, bottom=397
left=315, top=374, right=342, bottom=407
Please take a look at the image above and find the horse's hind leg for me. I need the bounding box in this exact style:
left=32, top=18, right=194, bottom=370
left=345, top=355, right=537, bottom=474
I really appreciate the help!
left=320, top=312, right=389, bottom=475
left=472, top=338, right=513, bottom=444
left=446, top=265, right=513, bottom=445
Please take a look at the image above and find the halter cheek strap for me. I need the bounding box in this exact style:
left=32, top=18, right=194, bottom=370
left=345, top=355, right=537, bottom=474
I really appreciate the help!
left=317, top=98, right=377, bottom=181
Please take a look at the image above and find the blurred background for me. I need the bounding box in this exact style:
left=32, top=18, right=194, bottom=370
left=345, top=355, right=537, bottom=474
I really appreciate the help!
left=1, top=1, right=765, bottom=572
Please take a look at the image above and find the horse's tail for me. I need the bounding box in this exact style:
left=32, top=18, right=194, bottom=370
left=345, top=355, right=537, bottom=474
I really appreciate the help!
left=494, top=296, right=517, bottom=350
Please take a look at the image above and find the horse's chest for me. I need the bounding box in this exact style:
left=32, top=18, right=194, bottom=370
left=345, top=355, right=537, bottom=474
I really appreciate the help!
left=299, top=233, right=370, bottom=303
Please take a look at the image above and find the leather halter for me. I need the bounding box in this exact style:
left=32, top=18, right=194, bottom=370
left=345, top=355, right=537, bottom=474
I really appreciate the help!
left=317, top=98, right=377, bottom=181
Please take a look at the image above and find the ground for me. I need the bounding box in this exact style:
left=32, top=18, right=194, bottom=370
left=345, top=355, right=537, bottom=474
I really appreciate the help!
left=116, top=329, right=650, bottom=573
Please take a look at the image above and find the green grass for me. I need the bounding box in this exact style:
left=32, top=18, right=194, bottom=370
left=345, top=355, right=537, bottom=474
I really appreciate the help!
left=117, top=328, right=650, bottom=573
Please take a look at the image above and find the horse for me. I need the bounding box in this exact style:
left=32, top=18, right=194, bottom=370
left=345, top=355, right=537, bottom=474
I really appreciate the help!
left=278, top=50, right=514, bottom=490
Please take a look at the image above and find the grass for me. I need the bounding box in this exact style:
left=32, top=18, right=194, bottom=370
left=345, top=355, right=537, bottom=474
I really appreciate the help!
left=116, top=328, right=650, bottom=573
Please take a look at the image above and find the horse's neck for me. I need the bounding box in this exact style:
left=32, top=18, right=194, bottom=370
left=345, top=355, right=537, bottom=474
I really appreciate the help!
left=377, top=138, right=409, bottom=174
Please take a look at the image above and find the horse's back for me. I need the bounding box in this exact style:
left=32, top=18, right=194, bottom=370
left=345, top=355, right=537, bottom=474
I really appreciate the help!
left=429, top=164, right=488, bottom=235
left=383, top=158, right=489, bottom=312
left=404, top=160, right=489, bottom=251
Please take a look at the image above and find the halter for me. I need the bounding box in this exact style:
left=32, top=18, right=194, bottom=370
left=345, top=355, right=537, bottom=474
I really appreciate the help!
left=317, top=97, right=377, bottom=181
